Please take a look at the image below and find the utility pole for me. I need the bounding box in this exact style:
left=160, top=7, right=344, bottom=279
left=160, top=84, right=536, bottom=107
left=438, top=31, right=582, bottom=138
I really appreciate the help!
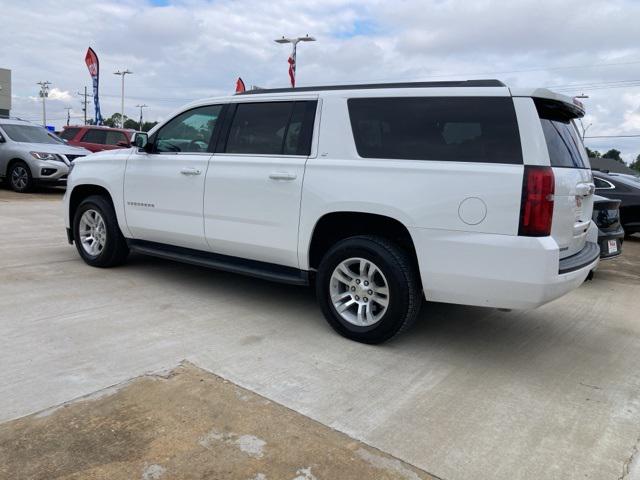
left=274, top=35, right=316, bottom=88
left=64, top=107, right=72, bottom=126
left=135, top=104, right=148, bottom=131
left=113, top=69, right=132, bottom=128
left=77, top=86, right=89, bottom=125
left=37, top=81, right=51, bottom=126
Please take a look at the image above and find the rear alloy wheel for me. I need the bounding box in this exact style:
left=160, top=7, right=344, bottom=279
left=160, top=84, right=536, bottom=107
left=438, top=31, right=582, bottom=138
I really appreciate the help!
left=316, top=235, right=421, bottom=344
left=8, top=161, right=34, bottom=193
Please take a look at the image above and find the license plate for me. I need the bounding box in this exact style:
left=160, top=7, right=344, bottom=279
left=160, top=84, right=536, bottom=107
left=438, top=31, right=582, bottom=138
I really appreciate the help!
left=608, top=240, right=618, bottom=254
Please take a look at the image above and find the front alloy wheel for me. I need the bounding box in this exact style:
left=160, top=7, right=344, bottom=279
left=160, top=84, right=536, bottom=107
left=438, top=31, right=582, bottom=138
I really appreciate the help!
left=9, top=162, right=33, bottom=192
left=78, top=209, right=107, bottom=257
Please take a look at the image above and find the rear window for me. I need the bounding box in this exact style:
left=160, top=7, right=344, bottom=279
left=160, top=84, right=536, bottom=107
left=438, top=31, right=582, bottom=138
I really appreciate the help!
left=60, top=127, right=80, bottom=140
left=347, top=97, right=523, bottom=164
left=535, top=98, right=588, bottom=169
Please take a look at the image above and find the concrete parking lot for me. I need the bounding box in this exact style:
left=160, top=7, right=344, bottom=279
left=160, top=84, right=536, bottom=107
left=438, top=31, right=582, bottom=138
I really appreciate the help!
left=1, top=187, right=639, bottom=480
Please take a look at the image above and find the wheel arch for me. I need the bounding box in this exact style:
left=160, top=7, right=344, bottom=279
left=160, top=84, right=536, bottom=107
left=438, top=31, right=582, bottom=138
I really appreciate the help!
left=68, top=184, right=117, bottom=242
left=306, top=211, right=420, bottom=277
left=6, top=158, right=30, bottom=176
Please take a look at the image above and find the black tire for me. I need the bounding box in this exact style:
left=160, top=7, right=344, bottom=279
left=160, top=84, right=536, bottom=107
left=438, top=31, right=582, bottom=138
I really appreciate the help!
left=316, top=235, right=422, bottom=344
left=8, top=161, right=34, bottom=193
left=73, top=195, right=129, bottom=267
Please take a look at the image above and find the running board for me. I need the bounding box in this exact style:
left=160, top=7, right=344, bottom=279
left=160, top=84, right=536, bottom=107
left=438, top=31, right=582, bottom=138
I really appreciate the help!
left=127, top=240, right=309, bottom=286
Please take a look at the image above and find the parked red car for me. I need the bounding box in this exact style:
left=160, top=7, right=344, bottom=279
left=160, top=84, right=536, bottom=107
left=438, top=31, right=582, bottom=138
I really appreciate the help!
left=60, top=125, right=137, bottom=152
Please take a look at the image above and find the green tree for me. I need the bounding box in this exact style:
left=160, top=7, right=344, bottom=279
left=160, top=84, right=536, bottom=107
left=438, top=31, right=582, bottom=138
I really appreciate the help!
left=585, top=147, right=601, bottom=158
left=602, top=149, right=624, bottom=163
left=630, top=154, right=640, bottom=172
left=141, top=121, right=158, bottom=132
left=123, top=118, right=139, bottom=130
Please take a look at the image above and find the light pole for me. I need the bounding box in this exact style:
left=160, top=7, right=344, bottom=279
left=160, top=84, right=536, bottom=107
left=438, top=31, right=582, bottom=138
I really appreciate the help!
left=64, top=107, right=72, bottom=126
left=37, top=81, right=51, bottom=126
left=113, top=69, right=132, bottom=128
left=274, top=35, right=316, bottom=88
left=136, top=104, right=148, bottom=131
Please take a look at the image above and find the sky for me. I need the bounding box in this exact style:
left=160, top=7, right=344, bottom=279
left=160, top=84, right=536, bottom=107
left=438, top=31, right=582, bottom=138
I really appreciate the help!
left=1, top=0, right=640, bottom=164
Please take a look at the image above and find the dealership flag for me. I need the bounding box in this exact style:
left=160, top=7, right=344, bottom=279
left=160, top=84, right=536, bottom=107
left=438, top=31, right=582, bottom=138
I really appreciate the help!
left=235, top=77, right=246, bottom=94
left=288, top=51, right=296, bottom=88
left=85, top=47, right=103, bottom=125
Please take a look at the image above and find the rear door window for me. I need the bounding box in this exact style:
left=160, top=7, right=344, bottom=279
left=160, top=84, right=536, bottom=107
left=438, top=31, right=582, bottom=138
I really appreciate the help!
left=347, top=97, right=523, bottom=164
left=105, top=131, right=128, bottom=146
left=81, top=129, right=107, bottom=144
left=60, top=127, right=80, bottom=141
left=224, top=101, right=317, bottom=156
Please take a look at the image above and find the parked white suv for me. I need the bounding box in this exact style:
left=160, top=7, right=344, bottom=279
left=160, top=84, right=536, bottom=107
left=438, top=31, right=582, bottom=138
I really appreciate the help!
left=63, top=80, right=599, bottom=343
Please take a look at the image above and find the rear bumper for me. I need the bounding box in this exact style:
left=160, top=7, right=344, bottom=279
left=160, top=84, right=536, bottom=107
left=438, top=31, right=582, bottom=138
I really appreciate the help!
left=597, top=225, right=625, bottom=259
left=410, top=228, right=599, bottom=310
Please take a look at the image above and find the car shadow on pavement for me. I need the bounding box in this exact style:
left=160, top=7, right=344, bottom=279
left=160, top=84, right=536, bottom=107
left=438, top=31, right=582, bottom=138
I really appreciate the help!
left=124, top=251, right=596, bottom=377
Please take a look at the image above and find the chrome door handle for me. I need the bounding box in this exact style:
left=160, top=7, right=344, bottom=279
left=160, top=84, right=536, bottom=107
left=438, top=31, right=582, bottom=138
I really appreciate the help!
left=269, top=172, right=297, bottom=181
left=180, top=168, right=201, bottom=176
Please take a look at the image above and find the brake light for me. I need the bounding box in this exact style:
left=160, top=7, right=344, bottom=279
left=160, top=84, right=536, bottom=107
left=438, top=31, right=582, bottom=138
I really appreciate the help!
left=519, top=166, right=555, bottom=237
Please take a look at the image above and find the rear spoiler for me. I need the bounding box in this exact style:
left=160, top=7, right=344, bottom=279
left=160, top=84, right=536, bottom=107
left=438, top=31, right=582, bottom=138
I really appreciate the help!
left=510, top=87, right=585, bottom=119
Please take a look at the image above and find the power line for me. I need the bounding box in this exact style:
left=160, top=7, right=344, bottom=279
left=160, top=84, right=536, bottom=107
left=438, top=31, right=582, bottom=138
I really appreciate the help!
left=585, top=135, right=640, bottom=138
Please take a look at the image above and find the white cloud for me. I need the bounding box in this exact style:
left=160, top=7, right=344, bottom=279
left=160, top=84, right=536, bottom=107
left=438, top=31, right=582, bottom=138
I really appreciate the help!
left=1, top=0, right=639, bottom=161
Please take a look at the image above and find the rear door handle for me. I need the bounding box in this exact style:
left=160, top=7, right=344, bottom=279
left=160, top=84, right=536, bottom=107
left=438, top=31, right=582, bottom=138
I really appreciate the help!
left=180, top=168, right=201, bottom=176
left=269, top=172, right=297, bottom=181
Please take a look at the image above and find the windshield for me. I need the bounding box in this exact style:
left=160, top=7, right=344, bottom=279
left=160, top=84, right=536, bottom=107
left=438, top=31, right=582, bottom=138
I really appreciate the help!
left=0, top=124, right=62, bottom=144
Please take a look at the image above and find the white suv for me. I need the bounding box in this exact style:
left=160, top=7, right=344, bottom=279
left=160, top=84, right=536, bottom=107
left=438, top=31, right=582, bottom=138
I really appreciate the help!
left=63, top=80, right=599, bottom=343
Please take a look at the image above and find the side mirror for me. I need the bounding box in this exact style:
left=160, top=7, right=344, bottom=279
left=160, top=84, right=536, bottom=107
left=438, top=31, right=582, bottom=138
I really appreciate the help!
left=134, top=132, right=149, bottom=150
left=0, top=135, right=5, bottom=143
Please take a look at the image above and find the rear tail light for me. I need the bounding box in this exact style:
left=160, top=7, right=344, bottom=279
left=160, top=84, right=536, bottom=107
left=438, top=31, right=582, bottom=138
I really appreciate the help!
left=518, top=166, right=555, bottom=237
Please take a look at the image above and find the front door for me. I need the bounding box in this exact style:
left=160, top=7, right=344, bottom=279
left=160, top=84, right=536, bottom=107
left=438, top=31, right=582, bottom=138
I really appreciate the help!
left=124, top=104, right=224, bottom=251
left=204, top=100, right=318, bottom=267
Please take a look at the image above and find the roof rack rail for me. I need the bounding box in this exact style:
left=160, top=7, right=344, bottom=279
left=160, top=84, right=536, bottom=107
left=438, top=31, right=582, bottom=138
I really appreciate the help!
left=0, top=114, right=30, bottom=122
left=237, top=79, right=505, bottom=95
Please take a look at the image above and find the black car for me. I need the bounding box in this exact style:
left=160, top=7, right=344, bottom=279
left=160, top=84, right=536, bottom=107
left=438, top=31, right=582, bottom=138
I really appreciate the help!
left=592, top=195, right=624, bottom=259
left=592, top=171, right=640, bottom=235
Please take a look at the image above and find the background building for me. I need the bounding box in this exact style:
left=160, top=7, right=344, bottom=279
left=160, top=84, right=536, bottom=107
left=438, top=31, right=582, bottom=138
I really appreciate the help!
left=0, top=68, right=11, bottom=116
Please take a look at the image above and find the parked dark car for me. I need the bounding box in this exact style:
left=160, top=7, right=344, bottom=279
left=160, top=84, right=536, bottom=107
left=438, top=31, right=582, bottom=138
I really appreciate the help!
left=591, top=194, right=624, bottom=259
left=60, top=125, right=138, bottom=153
left=592, top=171, right=640, bottom=235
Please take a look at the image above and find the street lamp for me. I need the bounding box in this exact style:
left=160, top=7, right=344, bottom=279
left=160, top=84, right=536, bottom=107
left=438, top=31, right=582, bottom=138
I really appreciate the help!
left=136, top=104, right=148, bottom=131
left=37, top=81, right=51, bottom=126
left=274, top=35, right=316, bottom=88
left=113, top=69, right=133, bottom=128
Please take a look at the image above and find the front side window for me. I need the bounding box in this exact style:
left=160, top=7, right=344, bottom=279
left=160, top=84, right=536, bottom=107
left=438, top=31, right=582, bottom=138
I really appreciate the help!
left=0, top=124, right=61, bottom=144
left=347, top=97, right=523, bottom=164
left=155, top=105, right=222, bottom=153
left=81, top=129, right=107, bottom=144
left=224, top=101, right=317, bottom=156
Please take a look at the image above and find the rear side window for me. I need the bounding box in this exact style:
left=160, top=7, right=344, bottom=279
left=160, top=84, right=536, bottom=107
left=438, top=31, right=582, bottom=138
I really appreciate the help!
left=224, top=101, right=317, bottom=156
left=60, top=127, right=80, bottom=140
left=81, top=129, right=107, bottom=144
left=535, top=99, right=588, bottom=169
left=347, top=97, right=523, bottom=164
left=105, top=131, right=128, bottom=145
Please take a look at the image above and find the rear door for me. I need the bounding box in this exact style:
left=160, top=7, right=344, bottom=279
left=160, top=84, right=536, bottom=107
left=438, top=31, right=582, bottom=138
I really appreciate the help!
left=535, top=99, right=594, bottom=258
left=204, top=99, right=317, bottom=267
